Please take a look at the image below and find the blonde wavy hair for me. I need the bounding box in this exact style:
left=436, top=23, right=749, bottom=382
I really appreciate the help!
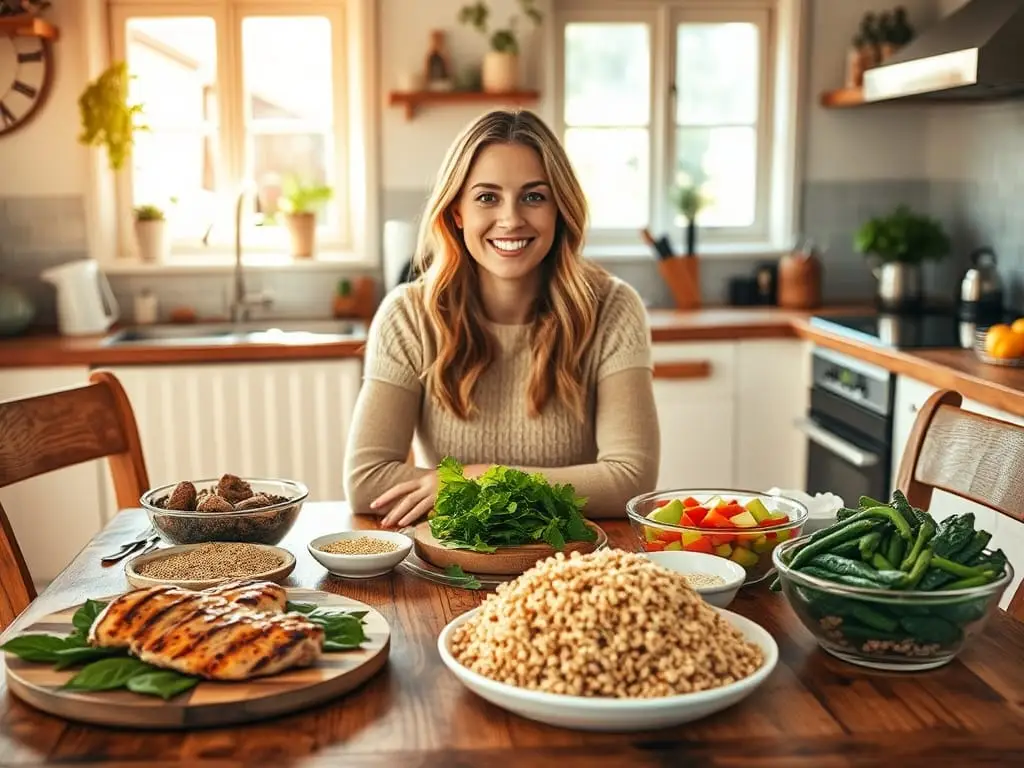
left=414, top=108, right=605, bottom=422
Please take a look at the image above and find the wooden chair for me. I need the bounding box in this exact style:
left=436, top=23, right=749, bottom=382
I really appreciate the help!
left=0, top=371, right=149, bottom=630
left=896, top=389, right=1024, bottom=620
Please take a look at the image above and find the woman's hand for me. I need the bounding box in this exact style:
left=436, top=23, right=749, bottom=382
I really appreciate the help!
left=373, top=473, right=438, bottom=529
left=373, top=464, right=491, bottom=529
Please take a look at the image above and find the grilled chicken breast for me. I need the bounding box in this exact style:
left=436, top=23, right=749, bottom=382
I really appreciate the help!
left=88, top=582, right=324, bottom=680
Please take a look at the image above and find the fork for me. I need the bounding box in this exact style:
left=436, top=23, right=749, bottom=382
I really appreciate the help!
left=99, top=526, right=158, bottom=565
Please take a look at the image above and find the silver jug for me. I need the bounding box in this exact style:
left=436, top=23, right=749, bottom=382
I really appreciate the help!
left=958, top=246, right=1003, bottom=322
left=872, top=262, right=922, bottom=311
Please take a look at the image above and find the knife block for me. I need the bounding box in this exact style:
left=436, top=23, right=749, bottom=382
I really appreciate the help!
left=658, top=257, right=702, bottom=310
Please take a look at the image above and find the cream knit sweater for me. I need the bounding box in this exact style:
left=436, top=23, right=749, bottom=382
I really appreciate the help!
left=343, top=277, right=660, bottom=517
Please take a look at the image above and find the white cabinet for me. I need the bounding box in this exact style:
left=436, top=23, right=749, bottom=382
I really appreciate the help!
left=97, top=360, right=363, bottom=509
left=891, top=375, right=1024, bottom=609
left=652, top=342, right=737, bottom=489
left=0, top=367, right=105, bottom=588
left=734, top=339, right=810, bottom=492
left=650, top=339, right=810, bottom=492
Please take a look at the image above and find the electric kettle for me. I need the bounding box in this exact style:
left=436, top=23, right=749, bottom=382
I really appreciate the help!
left=39, top=259, right=120, bottom=336
left=958, top=247, right=1003, bottom=323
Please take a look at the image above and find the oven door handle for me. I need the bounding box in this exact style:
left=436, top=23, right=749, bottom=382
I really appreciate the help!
left=794, top=417, right=880, bottom=468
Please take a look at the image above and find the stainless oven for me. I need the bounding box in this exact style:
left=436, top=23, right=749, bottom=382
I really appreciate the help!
left=797, top=347, right=894, bottom=504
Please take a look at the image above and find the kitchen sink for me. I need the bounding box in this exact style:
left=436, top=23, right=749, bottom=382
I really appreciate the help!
left=102, top=319, right=368, bottom=347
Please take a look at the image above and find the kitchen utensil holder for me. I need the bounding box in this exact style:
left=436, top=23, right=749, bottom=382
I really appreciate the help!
left=658, top=257, right=701, bottom=310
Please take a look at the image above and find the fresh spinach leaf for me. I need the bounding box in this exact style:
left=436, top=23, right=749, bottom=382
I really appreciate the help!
left=289, top=604, right=368, bottom=650
left=53, top=645, right=125, bottom=670
left=443, top=564, right=482, bottom=590
left=0, top=634, right=71, bottom=663
left=63, top=657, right=150, bottom=692
left=126, top=670, right=200, bottom=700
left=429, top=457, right=594, bottom=552
left=70, top=599, right=108, bottom=640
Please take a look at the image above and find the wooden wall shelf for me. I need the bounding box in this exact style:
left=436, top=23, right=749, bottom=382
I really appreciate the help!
left=0, top=13, right=60, bottom=40
left=388, top=90, right=540, bottom=120
left=820, top=87, right=866, bottom=108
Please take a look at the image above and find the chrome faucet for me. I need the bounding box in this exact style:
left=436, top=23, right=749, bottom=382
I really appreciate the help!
left=203, top=188, right=274, bottom=323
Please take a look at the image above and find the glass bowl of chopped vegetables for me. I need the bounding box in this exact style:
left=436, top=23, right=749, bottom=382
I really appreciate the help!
left=625, top=489, right=809, bottom=584
left=770, top=491, right=1014, bottom=671
left=141, top=476, right=308, bottom=545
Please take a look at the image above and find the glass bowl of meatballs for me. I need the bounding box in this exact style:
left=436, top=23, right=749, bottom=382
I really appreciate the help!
left=140, top=474, right=309, bottom=545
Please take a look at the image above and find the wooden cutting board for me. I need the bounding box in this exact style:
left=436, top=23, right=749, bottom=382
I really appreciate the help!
left=412, top=521, right=604, bottom=576
left=3, top=587, right=389, bottom=729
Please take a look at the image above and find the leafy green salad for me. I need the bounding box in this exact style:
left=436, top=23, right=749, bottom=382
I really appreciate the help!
left=428, top=457, right=596, bottom=553
left=0, top=600, right=367, bottom=700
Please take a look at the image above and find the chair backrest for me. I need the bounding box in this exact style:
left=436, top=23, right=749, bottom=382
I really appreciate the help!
left=895, top=388, right=1024, bottom=619
left=0, top=371, right=149, bottom=628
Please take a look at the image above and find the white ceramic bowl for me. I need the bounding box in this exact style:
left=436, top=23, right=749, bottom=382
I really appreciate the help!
left=642, top=550, right=745, bottom=608
left=307, top=531, right=412, bottom=579
left=438, top=607, right=778, bottom=732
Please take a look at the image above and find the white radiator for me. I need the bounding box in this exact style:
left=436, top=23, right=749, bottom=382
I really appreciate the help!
left=97, top=359, right=363, bottom=518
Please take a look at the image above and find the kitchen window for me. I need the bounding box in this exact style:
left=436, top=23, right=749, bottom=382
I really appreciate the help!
left=105, top=0, right=378, bottom=266
left=554, top=0, right=803, bottom=255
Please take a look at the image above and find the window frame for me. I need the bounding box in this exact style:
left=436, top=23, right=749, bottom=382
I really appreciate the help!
left=553, top=0, right=800, bottom=256
left=99, top=0, right=378, bottom=270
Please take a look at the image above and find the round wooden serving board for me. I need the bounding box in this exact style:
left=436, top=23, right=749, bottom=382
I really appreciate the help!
left=3, top=588, right=390, bottom=729
left=412, top=520, right=605, bottom=575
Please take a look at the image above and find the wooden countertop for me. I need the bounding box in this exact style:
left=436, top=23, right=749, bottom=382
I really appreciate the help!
left=4, top=306, right=1024, bottom=418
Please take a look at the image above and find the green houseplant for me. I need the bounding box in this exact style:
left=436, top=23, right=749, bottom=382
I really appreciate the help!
left=278, top=175, right=333, bottom=259
left=854, top=205, right=951, bottom=310
left=78, top=61, right=146, bottom=172
left=132, top=204, right=167, bottom=262
left=458, top=0, right=542, bottom=93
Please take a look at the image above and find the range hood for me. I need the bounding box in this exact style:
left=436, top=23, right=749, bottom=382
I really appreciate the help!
left=863, top=0, right=1024, bottom=102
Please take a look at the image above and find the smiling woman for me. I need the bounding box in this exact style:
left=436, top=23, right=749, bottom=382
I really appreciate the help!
left=343, top=109, right=660, bottom=527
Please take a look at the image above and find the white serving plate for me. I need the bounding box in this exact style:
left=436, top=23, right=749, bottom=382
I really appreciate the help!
left=437, top=606, right=778, bottom=731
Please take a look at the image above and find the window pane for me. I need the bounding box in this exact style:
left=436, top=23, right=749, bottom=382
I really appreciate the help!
left=242, top=17, right=333, bottom=123
left=564, top=23, right=650, bottom=127
left=125, top=17, right=219, bottom=239
left=676, top=23, right=759, bottom=126
left=242, top=17, right=335, bottom=224
left=676, top=126, right=756, bottom=228
left=566, top=128, right=649, bottom=229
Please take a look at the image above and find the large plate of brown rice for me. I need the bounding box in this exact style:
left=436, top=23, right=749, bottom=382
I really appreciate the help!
left=436, top=549, right=778, bottom=731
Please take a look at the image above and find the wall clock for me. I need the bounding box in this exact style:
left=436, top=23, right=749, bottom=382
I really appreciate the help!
left=0, top=32, right=52, bottom=137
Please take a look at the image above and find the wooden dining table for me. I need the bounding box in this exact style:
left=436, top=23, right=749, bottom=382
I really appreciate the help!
left=2, top=502, right=1023, bottom=767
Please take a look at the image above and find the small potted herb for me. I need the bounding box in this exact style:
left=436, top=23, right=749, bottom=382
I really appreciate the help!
left=457, top=0, right=542, bottom=93
left=671, top=173, right=711, bottom=256
left=854, top=204, right=950, bottom=310
left=133, top=204, right=168, bottom=263
left=278, top=175, right=333, bottom=259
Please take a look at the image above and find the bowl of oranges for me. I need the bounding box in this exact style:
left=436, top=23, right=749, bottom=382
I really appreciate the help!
left=976, top=319, right=1024, bottom=366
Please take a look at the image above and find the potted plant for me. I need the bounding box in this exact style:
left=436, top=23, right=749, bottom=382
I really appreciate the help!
left=458, top=0, right=542, bottom=93
left=77, top=61, right=146, bottom=171
left=854, top=204, right=950, bottom=310
left=671, top=174, right=711, bottom=256
left=133, top=204, right=168, bottom=262
left=278, top=176, right=333, bottom=259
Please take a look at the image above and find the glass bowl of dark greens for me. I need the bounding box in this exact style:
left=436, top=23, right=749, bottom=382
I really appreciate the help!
left=770, top=491, right=1013, bottom=671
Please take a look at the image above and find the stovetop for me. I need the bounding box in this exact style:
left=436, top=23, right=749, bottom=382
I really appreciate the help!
left=810, top=312, right=975, bottom=350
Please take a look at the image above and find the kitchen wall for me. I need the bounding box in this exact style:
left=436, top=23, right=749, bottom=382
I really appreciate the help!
left=0, top=0, right=954, bottom=326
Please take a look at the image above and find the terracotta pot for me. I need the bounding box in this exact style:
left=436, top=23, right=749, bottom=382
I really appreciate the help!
left=482, top=51, right=519, bottom=93
left=284, top=212, right=317, bottom=259
left=134, top=219, right=169, bottom=262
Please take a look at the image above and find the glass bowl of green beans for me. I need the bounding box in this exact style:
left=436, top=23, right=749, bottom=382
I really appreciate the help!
left=770, top=494, right=1014, bottom=671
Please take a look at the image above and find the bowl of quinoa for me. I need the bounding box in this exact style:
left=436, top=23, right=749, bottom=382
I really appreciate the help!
left=307, top=531, right=413, bottom=579
left=125, top=542, right=296, bottom=589
left=437, top=549, right=777, bottom=731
